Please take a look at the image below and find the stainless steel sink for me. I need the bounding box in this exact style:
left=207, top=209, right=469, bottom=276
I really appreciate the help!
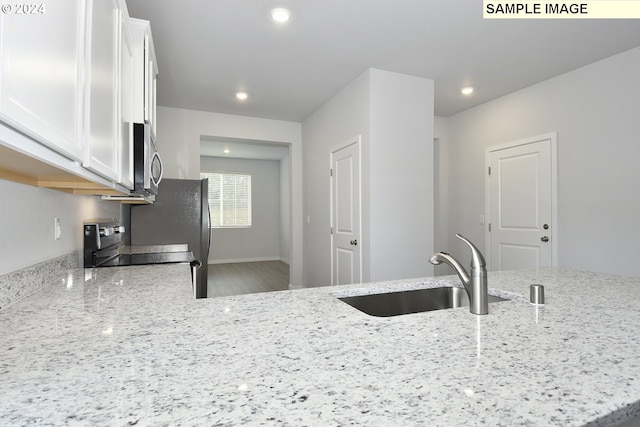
left=338, top=286, right=508, bottom=317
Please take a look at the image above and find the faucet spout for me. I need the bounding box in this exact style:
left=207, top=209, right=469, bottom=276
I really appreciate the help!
left=429, top=252, right=471, bottom=292
left=429, top=234, right=489, bottom=315
left=455, top=233, right=486, bottom=272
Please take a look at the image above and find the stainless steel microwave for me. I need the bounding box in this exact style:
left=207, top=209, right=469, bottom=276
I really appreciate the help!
left=133, top=123, right=163, bottom=196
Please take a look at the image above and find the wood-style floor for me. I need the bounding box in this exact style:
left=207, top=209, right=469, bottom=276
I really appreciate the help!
left=207, top=261, right=290, bottom=298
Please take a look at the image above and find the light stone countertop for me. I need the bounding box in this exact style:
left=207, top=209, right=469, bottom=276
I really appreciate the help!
left=1, top=264, right=640, bottom=426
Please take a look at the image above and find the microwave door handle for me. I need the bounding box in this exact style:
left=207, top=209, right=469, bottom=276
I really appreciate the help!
left=151, top=152, right=163, bottom=186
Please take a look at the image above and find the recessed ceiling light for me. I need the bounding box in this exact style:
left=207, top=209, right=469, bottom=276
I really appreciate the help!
left=236, top=91, right=248, bottom=101
left=223, top=149, right=230, bottom=154
left=270, top=7, right=291, bottom=23
left=461, top=86, right=474, bottom=95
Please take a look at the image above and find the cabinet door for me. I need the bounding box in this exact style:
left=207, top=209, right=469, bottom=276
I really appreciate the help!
left=84, top=0, right=119, bottom=181
left=144, top=34, right=158, bottom=138
left=0, top=1, right=84, bottom=161
left=130, top=18, right=158, bottom=136
left=119, top=11, right=134, bottom=189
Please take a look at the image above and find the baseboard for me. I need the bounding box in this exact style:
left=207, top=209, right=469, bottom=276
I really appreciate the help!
left=209, top=256, right=284, bottom=265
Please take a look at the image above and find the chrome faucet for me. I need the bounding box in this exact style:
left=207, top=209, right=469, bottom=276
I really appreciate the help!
left=429, top=234, right=488, bottom=315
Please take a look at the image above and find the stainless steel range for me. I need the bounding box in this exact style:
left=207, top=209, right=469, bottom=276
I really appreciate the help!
left=83, top=219, right=201, bottom=297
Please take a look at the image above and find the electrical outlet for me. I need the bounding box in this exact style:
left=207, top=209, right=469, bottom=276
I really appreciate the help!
left=54, top=217, right=61, bottom=240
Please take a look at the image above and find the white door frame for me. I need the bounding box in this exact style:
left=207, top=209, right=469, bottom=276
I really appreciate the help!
left=329, top=135, right=363, bottom=285
left=484, top=132, right=559, bottom=269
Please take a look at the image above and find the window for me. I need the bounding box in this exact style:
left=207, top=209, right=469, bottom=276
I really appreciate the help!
left=200, top=172, right=252, bottom=228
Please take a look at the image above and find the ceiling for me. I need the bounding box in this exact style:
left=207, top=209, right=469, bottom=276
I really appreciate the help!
left=125, top=0, right=640, bottom=123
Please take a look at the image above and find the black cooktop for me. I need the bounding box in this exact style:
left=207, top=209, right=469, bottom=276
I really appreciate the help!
left=98, top=250, right=195, bottom=267
left=87, top=243, right=195, bottom=268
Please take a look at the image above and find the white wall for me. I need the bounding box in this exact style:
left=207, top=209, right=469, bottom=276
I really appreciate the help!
left=302, top=71, right=371, bottom=286
left=302, top=69, right=435, bottom=287
left=441, top=47, right=640, bottom=277
left=201, top=156, right=281, bottom=263
left=279, top=156, right=290, bottom=264
left=0, top=179, right=121, bottom=275
left=155, top=106, right=304, bottom=286
left=369, top=69, right=435, bottom=281
left=433, top=116, right=450, bottom=276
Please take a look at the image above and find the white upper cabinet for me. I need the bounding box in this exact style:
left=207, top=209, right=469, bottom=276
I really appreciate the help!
left=119, top=7, right=135, bottom=189
left=130, top=19, right=158, bottom=138
left=83, top=0, right=120, bottom=181
left=0, top=0, right=157, bottom=197
left=145, top=33, right=158, bottom=138
left=0, top=1, right=85, bottom=162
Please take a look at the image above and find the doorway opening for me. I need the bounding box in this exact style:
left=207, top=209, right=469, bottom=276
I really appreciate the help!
left=200, top=136, right=292, bottom=297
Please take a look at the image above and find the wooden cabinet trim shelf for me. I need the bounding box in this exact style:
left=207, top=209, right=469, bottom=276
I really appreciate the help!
left=0, top=129, right=129, bottom=197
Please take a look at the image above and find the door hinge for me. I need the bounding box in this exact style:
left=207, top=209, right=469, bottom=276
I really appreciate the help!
left=330, top=226, right=333, bottom=234
left=330, top=168, right=333, bottom=176
left=488, top=166, right=491, bottom=176
left=488, top=223, right=492, bottom=232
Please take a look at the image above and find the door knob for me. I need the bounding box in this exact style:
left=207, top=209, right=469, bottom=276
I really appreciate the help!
left=350, top=239, right=358, bottom=246
left=541, top=236, right=549, bottom=242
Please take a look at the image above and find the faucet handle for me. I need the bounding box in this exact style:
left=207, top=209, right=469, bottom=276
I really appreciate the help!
left=455, top=233, right=486, bottom=268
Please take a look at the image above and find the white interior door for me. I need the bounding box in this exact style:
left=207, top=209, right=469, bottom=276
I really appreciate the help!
left=330, top=137, right=361, bottom=285
left=486, top=135, right=556, bottom=271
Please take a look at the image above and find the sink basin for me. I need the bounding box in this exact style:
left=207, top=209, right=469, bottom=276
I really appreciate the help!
left=338, top=286, right=508, bottom=317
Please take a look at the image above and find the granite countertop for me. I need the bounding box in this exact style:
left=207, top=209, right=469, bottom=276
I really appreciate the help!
left=1, top=265, right=640, bottom=426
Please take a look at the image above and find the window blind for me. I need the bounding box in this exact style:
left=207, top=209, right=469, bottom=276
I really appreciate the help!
left=200, top=172, right=252, bottom=227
